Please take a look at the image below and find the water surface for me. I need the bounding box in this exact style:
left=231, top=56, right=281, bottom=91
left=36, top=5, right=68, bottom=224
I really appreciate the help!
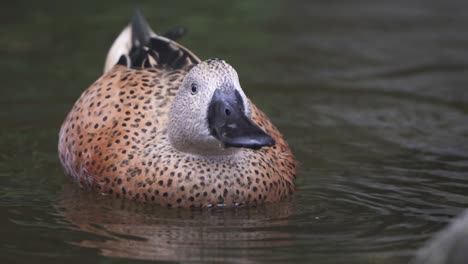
left=1, top=0, right=468, bottom=263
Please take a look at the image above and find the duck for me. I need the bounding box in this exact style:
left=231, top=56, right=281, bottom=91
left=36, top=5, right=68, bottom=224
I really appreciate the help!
left=58, top=9, right=297, bottom=208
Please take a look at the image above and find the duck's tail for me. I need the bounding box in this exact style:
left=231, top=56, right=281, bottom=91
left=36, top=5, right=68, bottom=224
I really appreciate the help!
left=103, top=9, right=200, bottom=73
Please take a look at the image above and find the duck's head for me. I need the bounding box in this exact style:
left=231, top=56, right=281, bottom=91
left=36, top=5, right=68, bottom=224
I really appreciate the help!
left=168, top=59, right=275, bottom=156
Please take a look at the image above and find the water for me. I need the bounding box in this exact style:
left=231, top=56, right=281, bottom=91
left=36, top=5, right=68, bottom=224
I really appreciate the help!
left=1, top=0, right=468, bottom=263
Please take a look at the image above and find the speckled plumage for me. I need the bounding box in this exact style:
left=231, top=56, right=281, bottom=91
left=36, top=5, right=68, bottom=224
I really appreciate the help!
left=58, top=13, right=296, bottom=208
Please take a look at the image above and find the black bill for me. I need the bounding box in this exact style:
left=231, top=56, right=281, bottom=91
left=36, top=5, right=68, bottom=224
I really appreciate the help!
left=207, top=89, right=275, bottom=150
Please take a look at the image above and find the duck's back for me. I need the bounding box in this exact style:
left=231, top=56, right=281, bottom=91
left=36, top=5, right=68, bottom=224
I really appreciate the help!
left=59, top=9, right=199, bottom=189
left=58, top=65, right=187, bottom=188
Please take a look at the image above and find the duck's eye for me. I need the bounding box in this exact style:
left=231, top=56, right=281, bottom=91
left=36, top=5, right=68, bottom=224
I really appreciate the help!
left=191, top=83, right=198, bottom=95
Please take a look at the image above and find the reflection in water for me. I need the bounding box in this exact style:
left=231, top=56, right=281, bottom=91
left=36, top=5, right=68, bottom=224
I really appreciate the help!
left=56, top=183, right=295, bottom=262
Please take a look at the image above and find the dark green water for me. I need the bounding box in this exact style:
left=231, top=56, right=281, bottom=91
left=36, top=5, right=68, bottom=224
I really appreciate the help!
left=1, top=0, right=468, bottom=263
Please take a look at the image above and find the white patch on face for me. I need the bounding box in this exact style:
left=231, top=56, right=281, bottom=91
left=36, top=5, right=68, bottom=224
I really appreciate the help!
left=168, top=60, right=251, bottom=156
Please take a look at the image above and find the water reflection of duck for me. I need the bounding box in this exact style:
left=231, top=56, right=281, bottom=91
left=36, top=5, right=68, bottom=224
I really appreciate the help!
left=57, top=183, right=295, bottom=262
left=58, top=10, right=297, bottom=207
